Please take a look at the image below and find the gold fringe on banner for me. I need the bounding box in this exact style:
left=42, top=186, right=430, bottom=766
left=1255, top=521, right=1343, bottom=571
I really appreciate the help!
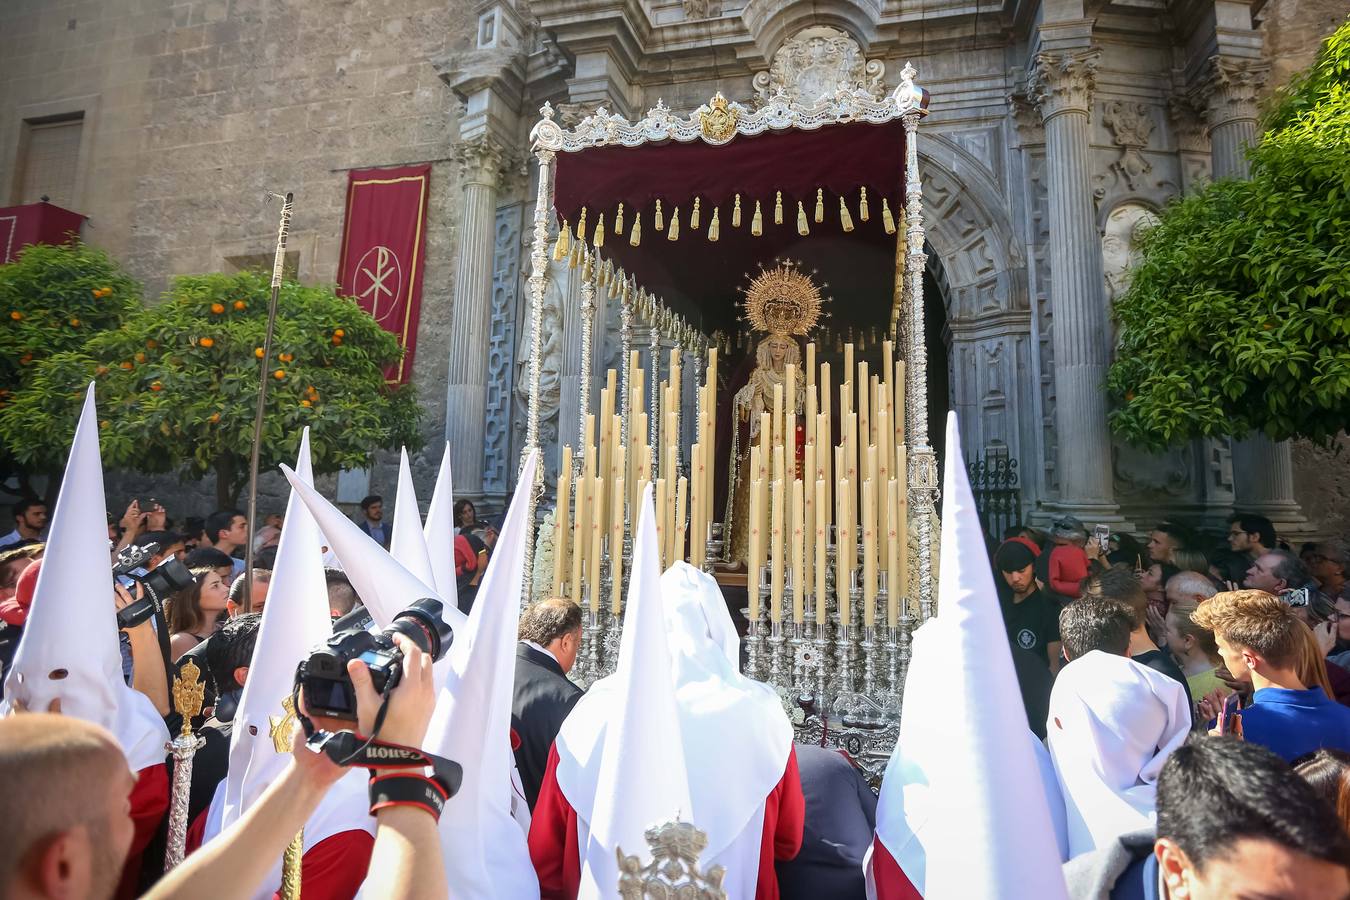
left=797, top=200, right=809, bottom=236
left=814, top=188, right=825, bottom=223
left=668, top=206, right=681, bottom=241
left=751, top=200, right=764, bottom=236
left=655, top=199, right=665, bottom=232
left=860, top=187, right=870, bottom=222
left=709, top=207, right=720, bottom=242
left=594, top=212, right=606, bottom=248
left=630, top=210, right=642, bottom=246
left=839, top=197, right=854, bottom=232
left=774, top=191, right=784, bottom=225
left=733, top=194, right=742, bottom=228
left=576, top=207, right=588, bottom=243
left=615, top=202, right=625, bottom=236
left=882, top=199, right=896, bottom=235
left=553, top=220, right=570, bottom=261
left=691, top=198, right=701, bottom=230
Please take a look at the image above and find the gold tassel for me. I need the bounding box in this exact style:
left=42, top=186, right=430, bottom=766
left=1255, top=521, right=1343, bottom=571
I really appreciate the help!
left=709, top=207, right=720, bottom=242
left=630, top=210, right=642, bottom=246
left=576, top=206, right=588, bottom=243
left=797, top=200, right=809, bottom=236
left=594, top=212, right=606, bottom=248
left=882, top=198, right=896, bottom=235
left=553, top=220, right=570, bottom=261
left=668, top=206, right=680, bottom=241
left=751, top=200, right=763, bottom=236
left=839, top=197, right=854, bottom=232
left=774, top=191, right=783, bottom=225
left=655, top=199, right=664, bottom=231
left=568, top=237, right=581, bottom=268
left=615, top=202, right=625, bottom=236
left=814, top=188, right=825, bottom=223
left=859, top=187, right=870, bottom=222
left=732, top=194, right=742, bottom=228
left=691, top=198, right=701, bottom=231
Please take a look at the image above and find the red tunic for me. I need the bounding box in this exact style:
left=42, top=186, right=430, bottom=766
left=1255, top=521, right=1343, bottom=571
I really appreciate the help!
left=869, top=837, right=923, bottom=900
left=184, top=805, right=374, bottom=900
left=116, top=762, right=169, bottom=900
left=529, top=743, right=804, bottom=900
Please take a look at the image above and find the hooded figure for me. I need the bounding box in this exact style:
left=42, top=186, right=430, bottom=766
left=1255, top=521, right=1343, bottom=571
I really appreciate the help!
left=193, top=429, right=375, bottom=899
left=529, top=503, right=804, bottom=900
left=1047, top=649, right=1191, bottom=858
left=0, top=385, right=171, bottom=898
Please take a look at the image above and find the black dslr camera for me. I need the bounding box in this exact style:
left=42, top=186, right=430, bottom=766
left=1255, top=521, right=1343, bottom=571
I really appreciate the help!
left=296, top=597, right=453, bottom=720
left=113, top=542, right=196, bottom=629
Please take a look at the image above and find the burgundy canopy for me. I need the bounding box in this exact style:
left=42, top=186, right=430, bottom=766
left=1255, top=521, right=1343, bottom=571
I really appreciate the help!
left=553, top=119, right=907, bottom=336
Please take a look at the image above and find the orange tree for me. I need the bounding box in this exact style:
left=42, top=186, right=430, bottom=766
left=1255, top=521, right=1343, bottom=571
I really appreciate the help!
left=0, top=270, right=421, bottom=508
left=0, top=242, right=140, bottom=496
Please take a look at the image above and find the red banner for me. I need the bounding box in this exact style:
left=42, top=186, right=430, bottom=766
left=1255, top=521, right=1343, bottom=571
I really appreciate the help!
left=337, top=165, right=431, bottom=384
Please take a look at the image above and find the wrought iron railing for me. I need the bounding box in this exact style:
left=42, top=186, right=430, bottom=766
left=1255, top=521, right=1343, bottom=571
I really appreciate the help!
left=968, top=449, right=1021, bottom=540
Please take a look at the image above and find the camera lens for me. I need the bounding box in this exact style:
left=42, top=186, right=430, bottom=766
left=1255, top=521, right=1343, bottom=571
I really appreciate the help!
left=388, top=597, right=453, bottom=662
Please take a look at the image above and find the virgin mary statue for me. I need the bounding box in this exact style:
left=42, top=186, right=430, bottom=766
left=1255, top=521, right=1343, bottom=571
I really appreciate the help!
left=723, top=261, right=823, bottom=567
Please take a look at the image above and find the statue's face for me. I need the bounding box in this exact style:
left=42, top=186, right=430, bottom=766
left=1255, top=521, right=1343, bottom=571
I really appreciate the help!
left=767, top=337, right=790, bottom=366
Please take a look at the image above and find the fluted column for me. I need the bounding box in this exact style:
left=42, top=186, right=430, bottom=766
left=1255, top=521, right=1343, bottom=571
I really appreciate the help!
left=1197, top=56, right=1305, bottom=526
left=445, top=137, right=509, bottom=498
left=1029, top=49, right=1118, bottom=515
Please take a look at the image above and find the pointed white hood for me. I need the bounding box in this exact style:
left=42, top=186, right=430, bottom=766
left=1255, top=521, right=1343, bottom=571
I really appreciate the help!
left=1, top=385, right=168, bottom=771
left=555, top=485, right=692, bottom=898
left=207, top=429, right=373, bottom=896
left=280, top=465, right=465, bottom=633
left=421, top=450, right=539, bottom=899
left=391, top=447, right=435, bottom=590
left=870, top=412, right=1068, bottom=897
left=423, top=442, right=458, bottom=602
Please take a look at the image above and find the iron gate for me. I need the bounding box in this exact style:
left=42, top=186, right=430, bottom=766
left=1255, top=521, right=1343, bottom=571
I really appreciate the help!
left=968, top=448, right=1021, bottom=540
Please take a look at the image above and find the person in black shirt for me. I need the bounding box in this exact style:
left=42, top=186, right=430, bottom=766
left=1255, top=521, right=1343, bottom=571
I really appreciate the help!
left=995, top=538, right=1061, bottom=674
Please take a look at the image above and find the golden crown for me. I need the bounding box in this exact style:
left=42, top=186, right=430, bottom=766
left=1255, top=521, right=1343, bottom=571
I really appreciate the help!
left=741, top=260, right=825, bottom=337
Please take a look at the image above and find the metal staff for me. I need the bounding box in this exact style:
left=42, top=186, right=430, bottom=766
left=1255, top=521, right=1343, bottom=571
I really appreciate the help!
left=243, top=191, right=294, bottom=609
left=164, top=659, right=207, bottom=870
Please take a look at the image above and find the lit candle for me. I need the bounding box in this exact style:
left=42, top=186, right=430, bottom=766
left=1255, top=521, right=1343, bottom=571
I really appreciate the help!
left=895, top=360, right=906, bottom=447
left=820, top=361, right=832, bottom=436
left=837, top=476, right=851, bottom=625
left=862, top=478, right=876, bottom=628
left=791, top=478, right=804, bottom=623
left=857, top=361, right=870, bottom=454
left=759, top=412, right=771, bottom=459
left=675, top=475, right=687, bottom=564
left=553, top=445, right=572, bottom=597
left=749, top=478, right=763, bottom=619
left=773, top=382, right=784, bottom=450
left=611, top=475, right=624, bottom=614
left=815, top=479, right=828, bottom=623
left=770, top=470, right=784, bottom=624
left=887, top=477, right=900, bottom=628
left=806, top=343, right=816, bottom=390
left=803, top=442, right=815, bottom=596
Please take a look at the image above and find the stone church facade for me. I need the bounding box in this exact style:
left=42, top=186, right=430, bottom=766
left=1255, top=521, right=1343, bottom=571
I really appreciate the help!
left=1, top=0, right=1346, bottom=535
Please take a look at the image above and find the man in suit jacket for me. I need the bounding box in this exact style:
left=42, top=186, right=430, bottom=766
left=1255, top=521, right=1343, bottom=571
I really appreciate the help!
left=356, top=494, right=389, bottom=548
left=776, top=744, right=878, bottom=900
left=513, top=597, right=584, bottom=810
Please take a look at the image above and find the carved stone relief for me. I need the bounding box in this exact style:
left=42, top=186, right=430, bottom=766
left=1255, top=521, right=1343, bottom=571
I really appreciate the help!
left=1114, top=440, right=1194, bottom=500
left=1026, top=150, right=1059, bottom=496
left=1101, top=202, right=1159, bottom=303
left=484, top=203, right=523, bottom=496
left=752, top=26, right=885, bottom=106
left=1101, top=101, right=1155, bottom=192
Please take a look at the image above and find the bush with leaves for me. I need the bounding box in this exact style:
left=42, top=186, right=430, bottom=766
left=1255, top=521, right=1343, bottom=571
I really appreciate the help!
left=1106, top=19, right=1350, bottom=448
left=0, top=270, right=422, bottom=507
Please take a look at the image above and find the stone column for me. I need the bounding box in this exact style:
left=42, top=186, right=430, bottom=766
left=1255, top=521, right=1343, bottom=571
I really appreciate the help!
left=1198, top=56, right=1307, bottom=529
left=1029, top=49, right=1119, bottom=517
left=445, top=137, right=509, bottom=499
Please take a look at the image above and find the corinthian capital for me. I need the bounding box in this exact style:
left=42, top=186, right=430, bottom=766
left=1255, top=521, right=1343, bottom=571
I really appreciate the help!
left=1028, top=48, right=1101, bottom=120
left=454, top=136, right=513, bottom=188
left=1195, top=56, right=1271, bottom=129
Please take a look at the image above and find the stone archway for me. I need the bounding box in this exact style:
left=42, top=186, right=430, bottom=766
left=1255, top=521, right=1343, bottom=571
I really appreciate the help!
left=915, top=133, right=1036, bottom=495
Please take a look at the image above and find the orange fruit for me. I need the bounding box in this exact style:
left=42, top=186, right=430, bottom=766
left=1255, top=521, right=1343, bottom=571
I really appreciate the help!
left=279, top=352, right=293, bottom=363
left=69, top=317, right=80, bottom=326
left=146, top=339, right=157, bottom=349
left=150, top=382, right=163, bottom=391
left=9, top=311, right=22, bottom=321
left=210, top=302, right=225, bottom=314
left=331, top=336, right=343, bottom=345
left=120, top=361, right=134, bottom=370
left=135, top=352, right=147, bottom=363
left=95, top=365, right=109, bottom=376
left=19, top=353, right=33, bottom=365
left=90, top=289, right=100, bottom=298
left=200, top=337, right=215, bottom=348
left=209, top=412, right=221, bottom=424
left=1125, top=391, right=1136, bottom=401
left=334, top=329, right=345, bottom=338
left=274, top=369, right=286, bottom=380
left=300, top=399, right=312, bottom=407
left=233, top=300, right=246, bottom=311
left=254, top=347, right=265, bottom=358
left=100, top=420, right=109, bottom=429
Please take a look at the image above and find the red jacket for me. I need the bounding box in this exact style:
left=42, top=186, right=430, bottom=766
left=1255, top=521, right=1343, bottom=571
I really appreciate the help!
left=1048, top=544, right=1090, bottom=599
left=528, top=743, right=804, bottom=900
left=116, top=763, right=169, bottom=900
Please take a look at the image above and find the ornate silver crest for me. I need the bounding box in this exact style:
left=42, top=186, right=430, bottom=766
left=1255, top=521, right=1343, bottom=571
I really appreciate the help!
left=617, top=820, right=727, bottom=899
left=752, top=26, right=886, bottom=106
